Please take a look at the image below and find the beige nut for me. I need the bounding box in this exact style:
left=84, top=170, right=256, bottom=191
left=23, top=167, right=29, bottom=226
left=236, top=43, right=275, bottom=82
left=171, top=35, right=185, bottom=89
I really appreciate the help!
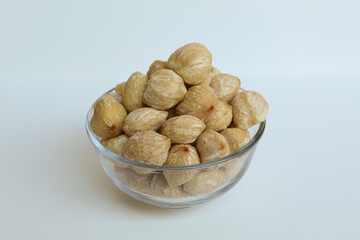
left=231, top=91, right=269, bottom=129
left=221, top=152, right=250, bottom=182
left=108, top=92, right=123, bottom=103
left=101, top=134, right=129, bottom=157
left=122, top=107, right=168, bottom=136
left=176, top=84, right=218, bottom=122
left=196, top=129, right=230, bottom=163
left=203, top=66, right=221, bottom=85
left=142, top=69, right=187, bottom=110
left=205, top=101, right=233, bottom=132
left=220, top=128, right=250, bottom=154
left=167, top=43, right=212, bottom=85
left=210, top=73, right=241, bottom=103
left=114, top=166, right=151, bottom=193
left=150, top=174, right=184, bottom=198
left=123, top=72, right=147, bottom=112
left=183, top=170, right=225, bottom=196
left=123, top=130, right=171, bottom=166
left=161, top=115, right=206, bottom=143
left=115, top=82, right=126, bottom=97
left=164, top=144, right=200, bottom=187
left=90, top=94, right=127, bottom=140
left=147, top=60, right=169, bottom=79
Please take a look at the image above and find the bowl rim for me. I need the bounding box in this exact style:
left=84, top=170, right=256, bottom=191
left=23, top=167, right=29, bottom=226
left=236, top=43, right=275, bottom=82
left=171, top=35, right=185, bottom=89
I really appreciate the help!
left=85, top=88, right=266, bottom=170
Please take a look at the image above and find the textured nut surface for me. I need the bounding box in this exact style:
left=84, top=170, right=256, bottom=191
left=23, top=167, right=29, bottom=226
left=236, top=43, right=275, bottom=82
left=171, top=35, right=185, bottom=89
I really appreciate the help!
left=147, top=60, right=169, bottom=79
left=123, top=130, right=171, bottom=165
left=101, top=134, right=129, bottom=157
left=122, top=107, right=168, bottom=136
left=221, top=128, right=250, bottom=154
left=164, top=144, right=200, bottom=187
left=167, top=43, right=212, bottom=85
left=232, top=91, right=269, bottom=129
left=108, top=92, right=123, bottom=103
left=183, top=170, right=225, bottom=196
left=210, top=73, right=241, bottom=102
left=143, top=69, right=187, bottom=110
left=114, top=166, right=151, bottom=193
left=123, top=72, right=147, bottom=112
left=161, top=115, right=206, bottom=143
left=115, top=82, right=126, bottom=97
left=205, top=101, right=233, bottom=132
left=196, top=130, right=230, bottom=163
left=203, top=66, right=221, bottom=85
left=90, top=94, right=127, bottom=140
left=150, top=174, right=184, bottom=198
left=176, top=84, right=218, bottom=122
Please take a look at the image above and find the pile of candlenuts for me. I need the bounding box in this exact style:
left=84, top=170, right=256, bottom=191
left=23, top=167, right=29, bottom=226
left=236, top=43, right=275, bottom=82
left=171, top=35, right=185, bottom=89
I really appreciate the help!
left=90, top=43, right=269, bottom=197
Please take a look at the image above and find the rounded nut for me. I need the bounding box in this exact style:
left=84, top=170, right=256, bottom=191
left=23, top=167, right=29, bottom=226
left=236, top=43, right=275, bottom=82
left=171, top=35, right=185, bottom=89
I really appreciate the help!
left=115, top=82, right=126, bottom=98
left=164, top=144, right=200, bottom=187
left=147, top=60, right=169, bottom=79
left=167, top=43, right=212, bottom=85
left=123, top=130, right=171, bottom=166
left=176, top=84, right=218, bottom=122
left=123, top=72, right=147, bottom=112
left=150, top=174, right=184, bottom=198
left=183, top=170, right=225, bottom=196
left=205, top=101, right=233, bottom=132
left=210, top=66, right=221, bottom=77
left=90, top=94, right=127, bottom=140
left=231, top=91, right=269, bottom=129
left=101, top=134, right=129, bottom=157
left=220, top=128, right=250, bottom=154
left=210, top=73, right=241, bottom=102
left=161, top=115, right=206, bottom=143
left=122, top=107, right=168, bottom=136
left=114, top=166, right=151, bottom=193
left=142, top=69, right=187, bottom=110
left=196, top=129, right=230, bottom=163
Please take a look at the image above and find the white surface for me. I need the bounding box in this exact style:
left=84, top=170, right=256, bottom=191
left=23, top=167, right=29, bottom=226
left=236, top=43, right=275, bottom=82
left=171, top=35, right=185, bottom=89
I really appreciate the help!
left=1, top=1, right=360, bottom=239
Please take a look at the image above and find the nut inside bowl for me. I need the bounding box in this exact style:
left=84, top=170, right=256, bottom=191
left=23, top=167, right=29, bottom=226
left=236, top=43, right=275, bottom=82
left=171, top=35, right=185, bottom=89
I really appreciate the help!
left=85, top=88, right=266, bottom=209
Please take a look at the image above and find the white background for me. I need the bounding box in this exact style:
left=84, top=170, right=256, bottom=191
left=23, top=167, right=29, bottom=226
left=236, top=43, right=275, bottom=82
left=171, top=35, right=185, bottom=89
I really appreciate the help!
left=1, top=0, right=360, bottom=239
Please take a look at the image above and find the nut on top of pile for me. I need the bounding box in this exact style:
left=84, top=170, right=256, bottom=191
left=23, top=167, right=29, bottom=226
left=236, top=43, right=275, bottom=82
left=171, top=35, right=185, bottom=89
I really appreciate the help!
left=91, top=43, right=269, bottom=168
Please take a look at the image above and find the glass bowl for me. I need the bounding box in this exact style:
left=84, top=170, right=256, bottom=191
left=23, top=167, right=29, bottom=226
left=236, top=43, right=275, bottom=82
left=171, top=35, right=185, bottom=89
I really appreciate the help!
left=85, top=88, right=266, bottom=209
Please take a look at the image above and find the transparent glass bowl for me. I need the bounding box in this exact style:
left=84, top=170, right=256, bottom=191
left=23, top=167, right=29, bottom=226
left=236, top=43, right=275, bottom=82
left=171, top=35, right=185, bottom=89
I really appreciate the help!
left=85, top=88, right=266, bottom=208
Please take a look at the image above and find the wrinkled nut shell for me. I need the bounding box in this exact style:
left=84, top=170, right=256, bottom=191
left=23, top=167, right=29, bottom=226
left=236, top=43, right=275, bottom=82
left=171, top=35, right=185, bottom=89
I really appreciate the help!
left=196, top=129, right=230, bottom=163
left=143, top=69, right=187, bottom=110
left=123, top=130, right=171, bottom=165
left=164, top=144, right=200, bottom=187
left=147, top=60, right=169, bottom=79
left=150, top=174, right=184, bottom=198
left=220, top=128, right=250, bottom=154
left=114, top=166, right=151, bottom=193
left=210, top=73, right=241, bottom=103
left=101, top=134, right=129, bottom=157
left=122, top=107, right=168, bottom=136
left=123, top=72, right=147, bottom=112
left=161, top=115, right=206, bottom=143
left=183, top=170, right=225, bottom=196
left=176, top=84, right=218, bottom=122
left=231, top=91, right=269, bottom=129
left=167, top=43, right=212, bottom=85
left=90, top=94, right=127, bottom=140
left=206, top=101, right=233, bottom=132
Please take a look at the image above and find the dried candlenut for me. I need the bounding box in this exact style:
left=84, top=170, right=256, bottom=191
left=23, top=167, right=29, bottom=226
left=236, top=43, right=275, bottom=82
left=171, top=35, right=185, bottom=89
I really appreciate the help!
left=161, top=115, right=205, bottom=143
left=114, top=166, right=152, bottom=193
left=122, top=107, right=168, bottom=136
left=183, top=170, right=225, bottom=196
left=101, top=134, right=129, bottom=157
left=210, top=73, right=240, bottom=102
left=164, top=144, right=200, bottom=187
left=176, top=84, right=218, bottom=122
left=232, top=91, right=269, bottom=129
left=123, top=72, right=147, bottom=112
left=123, top=130, right=171, bottom=166
left=147, top=60, right=169, bottom=79
left=196, top=130, right=230, bottom=163
left=142, top=69, right=187, bottom=110
left=168, top=43, right=212, bottom=85
left=90, top=94, right=127, bottom=140
left=150, top=175, right=184, bottom=198
left=205, top=101, right=233, bottom=132
left=221, top=128, right=250, bottom=154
